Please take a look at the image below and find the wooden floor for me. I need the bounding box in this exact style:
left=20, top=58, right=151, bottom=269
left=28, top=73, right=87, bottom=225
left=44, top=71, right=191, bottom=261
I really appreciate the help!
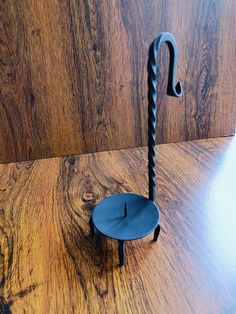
left=0, top=137, right=236, bottom=313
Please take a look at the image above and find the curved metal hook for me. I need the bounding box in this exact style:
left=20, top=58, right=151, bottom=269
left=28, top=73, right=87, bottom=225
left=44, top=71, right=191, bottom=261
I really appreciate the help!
left=148, top=32, right=182, bottom=201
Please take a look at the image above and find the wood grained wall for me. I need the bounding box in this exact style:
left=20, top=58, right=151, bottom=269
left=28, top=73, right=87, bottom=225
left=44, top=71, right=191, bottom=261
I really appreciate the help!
left=0, top=0, right=236, bottom=163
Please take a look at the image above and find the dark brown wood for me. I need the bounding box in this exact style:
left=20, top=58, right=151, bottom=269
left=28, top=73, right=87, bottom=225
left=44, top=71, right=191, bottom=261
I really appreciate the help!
left=0, top=137, right=236, bottom=313
left=1, top=0, right=236, bottom=163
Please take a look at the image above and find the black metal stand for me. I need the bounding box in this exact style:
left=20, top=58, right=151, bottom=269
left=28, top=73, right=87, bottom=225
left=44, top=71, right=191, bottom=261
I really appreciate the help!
left=119, top=240, right=125, bottom=266
left=89, top=32, right=182, bottom=266
left=148, top=32, right=182, bottom=202
left=90, top=193, right=160, bottom=265
left=153, top=224, right=161, bottom=242
left=89, top=217, right=96, bottom=236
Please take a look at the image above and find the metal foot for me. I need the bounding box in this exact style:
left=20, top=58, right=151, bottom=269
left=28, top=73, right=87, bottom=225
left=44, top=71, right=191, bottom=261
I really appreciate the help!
left=153, top=224, right=160, bottom=242
left=119, top=240, right=125, bottom=266
left=89, top=217, right=96, bottom=236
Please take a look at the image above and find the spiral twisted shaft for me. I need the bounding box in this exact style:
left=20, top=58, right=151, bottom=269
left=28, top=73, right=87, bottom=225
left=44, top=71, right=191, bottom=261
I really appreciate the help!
left=148, top=41, right=158, bottom=202
left=147, top=32, right=182, bottom=202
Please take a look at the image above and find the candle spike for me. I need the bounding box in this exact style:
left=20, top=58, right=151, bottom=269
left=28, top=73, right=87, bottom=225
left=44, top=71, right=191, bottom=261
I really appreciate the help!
left=124, top=202, right=128, bottom=218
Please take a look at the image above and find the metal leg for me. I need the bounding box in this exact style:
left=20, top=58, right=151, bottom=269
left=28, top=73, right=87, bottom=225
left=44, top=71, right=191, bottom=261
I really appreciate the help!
left=119, top=240, right=125, bottom=266
left=153, top=224, right=160, bottom=242
left=89, top=217, right=96, bottom=236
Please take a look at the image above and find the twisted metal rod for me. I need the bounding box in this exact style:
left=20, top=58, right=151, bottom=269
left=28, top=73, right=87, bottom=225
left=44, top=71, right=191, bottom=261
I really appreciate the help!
left=148, top=32, right=182, bottom=202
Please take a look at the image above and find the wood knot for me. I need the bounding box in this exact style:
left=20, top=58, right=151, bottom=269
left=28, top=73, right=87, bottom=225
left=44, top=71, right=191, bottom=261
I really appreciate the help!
left=81, top=192, right=97, bottom=203
left=67, top=156, right=76, bottom=166
left=29, top=91, right=36, bottom=106
left=32, top=29, right=41, bottom=36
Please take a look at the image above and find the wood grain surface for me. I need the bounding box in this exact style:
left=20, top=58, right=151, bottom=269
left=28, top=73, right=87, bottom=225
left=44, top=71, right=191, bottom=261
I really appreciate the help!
left=1, top=137, right=236, bottom=313
left=1, top=0, right=236, bottom=163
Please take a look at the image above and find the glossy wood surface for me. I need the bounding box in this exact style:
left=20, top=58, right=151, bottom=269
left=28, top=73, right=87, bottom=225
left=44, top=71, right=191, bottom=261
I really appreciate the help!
left=1, top=0, right=236, bottom=163
left=1, top=137, right=236, bottom=313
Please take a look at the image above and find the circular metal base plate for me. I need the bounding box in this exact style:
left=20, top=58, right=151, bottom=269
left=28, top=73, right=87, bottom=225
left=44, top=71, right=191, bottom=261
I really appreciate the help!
left=92, top=193, right=160, bottom=241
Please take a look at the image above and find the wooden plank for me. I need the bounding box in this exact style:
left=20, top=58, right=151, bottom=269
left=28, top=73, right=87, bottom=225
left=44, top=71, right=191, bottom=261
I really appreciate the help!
left=0, top=0, right=236, bottom=163
left=0, top=137, right=236, bottom=313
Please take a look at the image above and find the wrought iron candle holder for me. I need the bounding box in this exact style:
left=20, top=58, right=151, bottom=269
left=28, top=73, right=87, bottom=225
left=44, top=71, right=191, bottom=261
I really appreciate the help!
left=89, top=32, right=182, bottom=266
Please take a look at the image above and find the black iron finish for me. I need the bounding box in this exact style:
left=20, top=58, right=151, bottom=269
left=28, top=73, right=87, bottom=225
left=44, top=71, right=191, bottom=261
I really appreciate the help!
left=148, top=32, right=182, bottom=242
left=92, top=193, right=159, bottom=241
left=90, top=32, right=182, bottom=266
left=153, top=224, right=161, bottom=242
left=124, top=202, right=128, bottom=218
left=89, top=217, right=96, bottom=236
left=119, top=240, right=125, bottom=266
left=148, top=32, right=182, bottom=203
